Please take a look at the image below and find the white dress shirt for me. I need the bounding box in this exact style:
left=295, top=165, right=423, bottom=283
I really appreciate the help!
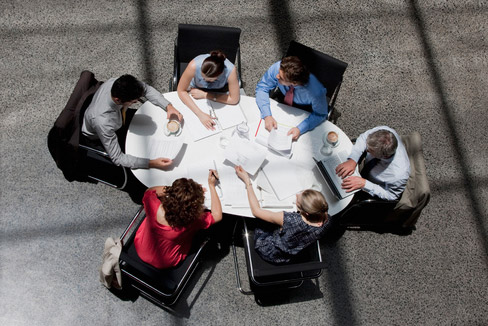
left=348, top=126, right=410, bottom=200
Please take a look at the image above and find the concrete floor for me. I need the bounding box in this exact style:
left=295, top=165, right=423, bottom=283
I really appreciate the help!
left=1, top=0, right=487, bottom=325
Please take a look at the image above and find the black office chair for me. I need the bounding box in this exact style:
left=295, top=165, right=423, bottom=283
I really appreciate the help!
left=169, top=23, right=242, bottom=91
left=339, top=132, right=430, bottom=234
left=231, top=218, right=327, bottom=298
left=283, top=40, right=348, bottom=123
left=119, top=207, right=209, bottom=310
left=48, top=70, right=127, bottom=189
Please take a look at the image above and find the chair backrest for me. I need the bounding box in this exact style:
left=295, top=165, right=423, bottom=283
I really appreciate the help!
left=340, top=131, right=430, bottom=231
left=243, top=220, right=326, bottom=284
left=118, top=207, right=209, bottom=307
left=285, top=40, right=348, bottom=107
left=392, top=131, right=431, bottom=227
left=47, top=71, right=102, bottom=181
left=173, top=24, right=242, bottom=90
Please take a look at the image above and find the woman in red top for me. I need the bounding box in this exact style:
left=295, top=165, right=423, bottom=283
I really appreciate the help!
left=134, top=170, right=222, bottom=269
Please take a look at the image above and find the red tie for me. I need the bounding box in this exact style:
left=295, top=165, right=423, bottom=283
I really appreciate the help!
left=284, top=86, right=294, bottom=106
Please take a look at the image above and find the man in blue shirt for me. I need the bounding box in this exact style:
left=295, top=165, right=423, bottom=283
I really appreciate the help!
left=255, top=56, right=328, bottom=140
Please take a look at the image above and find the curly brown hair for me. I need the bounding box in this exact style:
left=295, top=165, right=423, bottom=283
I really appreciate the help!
left=162, top=178, right=205, bottom=228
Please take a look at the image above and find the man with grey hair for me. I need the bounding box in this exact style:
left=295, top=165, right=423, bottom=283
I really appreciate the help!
left=335, top=126, right=410, bottom=200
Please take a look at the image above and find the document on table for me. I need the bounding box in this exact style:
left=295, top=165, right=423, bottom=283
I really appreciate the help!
left=183, top=98, right=246, bottom=140
left=223, top=134, right=268, bottom=175
left=217, top=162, right=249, bottom=208
left=254, top=121, right=293, bottom=158
left=261, top=155, right=310, bottom=201
left=210, top=101, right=247, bottom=130
left=186, top=159, right=222, bottom=204
left=146, top=138, right=184, bottom=160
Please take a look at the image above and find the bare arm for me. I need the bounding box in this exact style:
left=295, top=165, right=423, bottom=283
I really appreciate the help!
left=234, top=166, right=283, bottom=226
left=208, top=170, right=223, bottom=223
left=177, top=60, right=215, bottom=130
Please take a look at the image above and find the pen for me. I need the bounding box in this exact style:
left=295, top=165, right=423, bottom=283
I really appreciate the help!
left=210, top=169, right=219, bottom=180
left=211, top=161, right=223, bottom=198
left=255, top=119, right=262, bottom=137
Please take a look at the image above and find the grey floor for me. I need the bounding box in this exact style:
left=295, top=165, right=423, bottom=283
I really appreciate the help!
left=1, top=1, right=487, bottom=325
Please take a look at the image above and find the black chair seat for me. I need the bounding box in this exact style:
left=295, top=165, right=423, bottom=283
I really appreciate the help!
left=232, top=218, right=326, bottom=294
left=118, top=207, right=209, bottom=307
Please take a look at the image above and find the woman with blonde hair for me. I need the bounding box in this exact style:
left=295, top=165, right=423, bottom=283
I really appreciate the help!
left=235, top=165, right=330, bottom=263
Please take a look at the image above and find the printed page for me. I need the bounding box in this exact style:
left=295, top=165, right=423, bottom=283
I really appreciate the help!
left=253, top=120, right=293, bottom=157
left=223, top=134, right=268, bottom=175
left=146, top=138, right=184, bottom=160
left=268, top=126, right=292, bottom=152
left=217, top=162, right=249, bottom=208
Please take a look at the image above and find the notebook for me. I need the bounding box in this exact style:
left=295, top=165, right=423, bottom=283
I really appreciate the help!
left=314, top=150, right=360, bottom=199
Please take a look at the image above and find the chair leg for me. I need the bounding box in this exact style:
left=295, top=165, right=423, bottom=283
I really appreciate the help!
left=231, top=218, right=253, bottom=295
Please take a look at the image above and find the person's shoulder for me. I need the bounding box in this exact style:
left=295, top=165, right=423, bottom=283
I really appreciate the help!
left=306, top=74, right=326, bottom=92
left=193, top=54, right=209, bottom=63
left=283, top=211, right=300, bottom=223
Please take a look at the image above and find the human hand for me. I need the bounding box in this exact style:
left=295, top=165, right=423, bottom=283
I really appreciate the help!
left=335, top=159, right=357, bottom=178
left=149, top=157, right=173, bottom=170
left=264, top=116, right=277, bottom=131
left=234, top=165, right=250, bottom=185
left=208, top=169, right=219, bottom=187
left=189, top=88, right=207, bottom=99
left=197, top=112, right=216, bottom=130
left=166, top=104, right=183, bottom=122
left=341, top=176, right=366, bottom=192
left=287, top=127, right=301, bottom=141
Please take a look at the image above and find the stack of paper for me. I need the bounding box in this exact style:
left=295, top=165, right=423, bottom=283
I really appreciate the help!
left=254, top=122, right=293, bottom=158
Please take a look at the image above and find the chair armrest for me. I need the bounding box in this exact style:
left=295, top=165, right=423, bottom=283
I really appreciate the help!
left=120, top=206, right=145, bottom=245
left=79, top=144, right=110, bottom=158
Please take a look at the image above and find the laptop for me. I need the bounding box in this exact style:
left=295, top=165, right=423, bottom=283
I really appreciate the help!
left=314, top=150, right=360, bottom=199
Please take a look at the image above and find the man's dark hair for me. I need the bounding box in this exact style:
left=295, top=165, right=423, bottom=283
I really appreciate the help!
left=280, top=56, right=310, bottom=85
left=111, top=74, right=145, bottom=103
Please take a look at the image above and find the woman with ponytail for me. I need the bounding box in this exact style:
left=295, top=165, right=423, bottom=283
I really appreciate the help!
left=234, top=165, right=331, bottom=264
left=177, top=50, right=240, bottom=130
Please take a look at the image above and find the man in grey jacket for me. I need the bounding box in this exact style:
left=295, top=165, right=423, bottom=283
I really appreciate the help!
left=82, top=74, right=182, bottom=169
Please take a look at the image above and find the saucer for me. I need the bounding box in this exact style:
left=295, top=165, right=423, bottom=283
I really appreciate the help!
left=164, top=122, right=182, bottom=136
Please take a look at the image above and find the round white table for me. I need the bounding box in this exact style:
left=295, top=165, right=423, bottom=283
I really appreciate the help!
left=126, top=92, right=354, bottom=217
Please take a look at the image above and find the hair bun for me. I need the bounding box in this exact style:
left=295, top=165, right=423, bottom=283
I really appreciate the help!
left=210, top=50, right=226, bottom=62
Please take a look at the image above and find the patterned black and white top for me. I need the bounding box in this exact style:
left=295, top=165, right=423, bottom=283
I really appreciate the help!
left=254, top=211, right=330, bottom=264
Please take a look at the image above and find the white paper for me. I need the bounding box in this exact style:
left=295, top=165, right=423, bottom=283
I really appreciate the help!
left=211, top=101, right=246, bottom=130
left=146, top=138, right=184, bottom=160
left=254, top=121, right=293, bottom=158
left=217, top=162, right=249, bottom=207
left=261, top=156, right=307, bottom=201
left=223, top=135, right=268, bottom=175
left=268, top=127, right=292, bottom=151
